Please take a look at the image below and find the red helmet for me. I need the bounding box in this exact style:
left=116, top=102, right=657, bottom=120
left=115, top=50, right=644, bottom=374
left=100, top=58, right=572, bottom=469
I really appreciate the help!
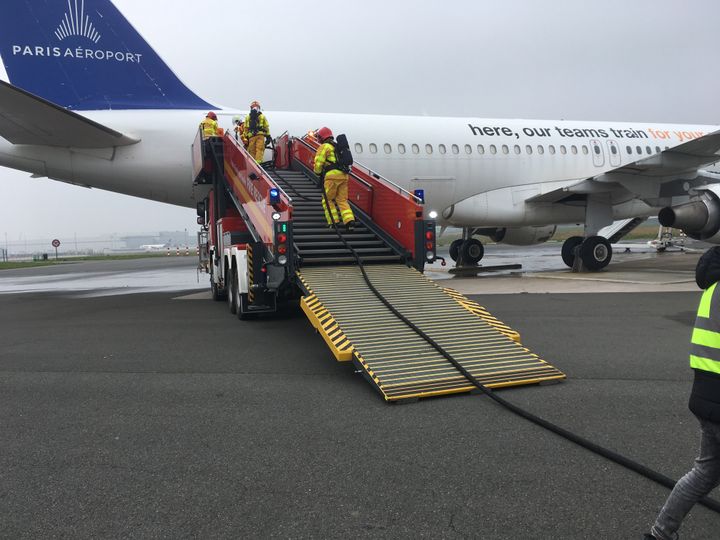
left=207, top=111, right=217, bottom=120
left=316, top=127, right=333, bottom=141
left=250, top=100, right=261, bottom=109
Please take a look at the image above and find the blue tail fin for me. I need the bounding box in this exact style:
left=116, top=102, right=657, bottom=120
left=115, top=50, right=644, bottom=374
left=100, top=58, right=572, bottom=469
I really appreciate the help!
left=0, top=0, right=215, bottom=110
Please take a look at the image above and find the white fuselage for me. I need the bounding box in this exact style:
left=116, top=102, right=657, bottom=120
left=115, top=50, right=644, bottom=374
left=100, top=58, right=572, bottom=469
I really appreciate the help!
left=0, top=109, right=715, bottom=228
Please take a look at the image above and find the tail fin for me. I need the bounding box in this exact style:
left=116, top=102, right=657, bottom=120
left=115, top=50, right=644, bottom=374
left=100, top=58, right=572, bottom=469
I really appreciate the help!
left=0, top=0, right=215, bottom=110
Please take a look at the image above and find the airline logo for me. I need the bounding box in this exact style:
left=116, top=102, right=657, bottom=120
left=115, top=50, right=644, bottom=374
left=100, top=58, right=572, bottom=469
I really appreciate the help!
left=55, top=0, right=101, bottom=43
left=10, top=0, right=143, bottom=63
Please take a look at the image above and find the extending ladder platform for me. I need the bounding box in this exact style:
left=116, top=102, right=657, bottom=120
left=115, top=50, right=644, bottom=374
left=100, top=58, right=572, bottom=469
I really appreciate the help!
left=298, top=265, right=565, bottom=401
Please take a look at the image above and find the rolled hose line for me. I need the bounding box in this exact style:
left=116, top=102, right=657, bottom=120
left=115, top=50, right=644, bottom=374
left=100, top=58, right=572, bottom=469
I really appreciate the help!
left=319, top=180, right=720, bottom=515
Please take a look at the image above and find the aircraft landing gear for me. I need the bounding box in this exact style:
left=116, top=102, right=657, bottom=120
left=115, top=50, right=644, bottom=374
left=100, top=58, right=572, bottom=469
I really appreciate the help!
left=561, top=235, right=612, bottom=271
left=449, top=229, right=485, bottom=266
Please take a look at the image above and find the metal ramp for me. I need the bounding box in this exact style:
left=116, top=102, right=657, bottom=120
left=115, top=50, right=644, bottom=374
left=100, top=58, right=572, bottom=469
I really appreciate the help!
left=298, top=264, right=565, bottom=401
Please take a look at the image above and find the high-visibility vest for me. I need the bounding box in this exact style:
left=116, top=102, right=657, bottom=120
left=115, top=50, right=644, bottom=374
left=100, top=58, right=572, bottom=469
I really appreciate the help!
left=200, top=118, right=218, bottom=138
left=314, top=142, right=338, bottom=175
left=690, top=282, right=720, bottom=376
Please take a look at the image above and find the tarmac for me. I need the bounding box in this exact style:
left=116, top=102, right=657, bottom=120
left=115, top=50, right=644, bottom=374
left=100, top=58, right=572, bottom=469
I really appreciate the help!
left=0, top=243, right=718, bottom=539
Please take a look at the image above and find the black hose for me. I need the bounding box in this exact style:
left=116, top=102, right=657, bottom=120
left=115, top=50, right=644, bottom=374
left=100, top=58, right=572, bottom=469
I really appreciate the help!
left=318, top=176, right=720, bottom=514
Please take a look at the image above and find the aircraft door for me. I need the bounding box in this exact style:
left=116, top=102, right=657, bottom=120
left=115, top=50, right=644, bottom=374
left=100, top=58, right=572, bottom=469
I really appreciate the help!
left=590, top=139, right=605, bottom=167
left=606, top=140, right=621, bottom=167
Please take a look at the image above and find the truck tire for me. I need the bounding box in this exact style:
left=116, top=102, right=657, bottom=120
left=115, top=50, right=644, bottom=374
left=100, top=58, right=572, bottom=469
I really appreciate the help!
left=227, top=269, right=238, bottom=314
left=211, top=280, right=226, bottom=301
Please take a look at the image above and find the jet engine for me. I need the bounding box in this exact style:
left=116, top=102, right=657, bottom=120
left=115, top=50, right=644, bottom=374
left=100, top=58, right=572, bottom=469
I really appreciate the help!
left=658, top=185, right=720, bottom=242
left=477, top=225, right=557, bottom=246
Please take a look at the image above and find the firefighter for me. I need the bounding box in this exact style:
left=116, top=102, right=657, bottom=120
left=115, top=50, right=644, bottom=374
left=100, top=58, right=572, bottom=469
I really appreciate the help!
left=232, top=115, right=247, bottom=147
left=242, top=100, right=270, bottom=162
left=313, top=127, right=356, bottom=230
left=200, top=111, right=219, bottom=139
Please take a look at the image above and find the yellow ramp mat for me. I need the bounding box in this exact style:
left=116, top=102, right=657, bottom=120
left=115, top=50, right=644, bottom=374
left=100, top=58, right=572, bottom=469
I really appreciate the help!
left=298, top=265, right=565, bottom=401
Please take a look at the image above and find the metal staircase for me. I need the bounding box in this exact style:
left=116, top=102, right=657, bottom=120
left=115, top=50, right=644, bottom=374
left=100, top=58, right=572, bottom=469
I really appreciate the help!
left=267, top=169, right=405, bottom=266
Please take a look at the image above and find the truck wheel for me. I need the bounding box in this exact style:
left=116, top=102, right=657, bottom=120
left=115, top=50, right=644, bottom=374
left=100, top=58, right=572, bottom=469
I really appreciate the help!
left=227, top=269, right=238, bottom=314
left=235, top=276, right=253, bottom=320
left=211, top=280, right=226, bottom=301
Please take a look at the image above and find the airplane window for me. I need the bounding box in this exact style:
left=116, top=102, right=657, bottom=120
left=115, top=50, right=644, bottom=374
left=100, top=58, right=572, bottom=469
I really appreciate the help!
left=489, top=145, right=497, bottom=154
left=398, top=143, right=406, bottom=154
left=592, top=145, right=599, bottom=155
left=426, top=144, right=433, bottom=154
left=452, top=144, right=460, bottom=154
left=571, top=145, right=578, bottom=154
left=439, top=144, right=447, bottom=154
left=384, top=143, right=392, bottom=154
left=477, top=144, right=485, bottom=154
left=412, top=144, right=420, bottom=154
left=583, top=146, right=590, bottom=155
left=646, top=146, right=652, bottom=155
left=560, top=145, right=567, bottom=155
left=610, top=145, right=618, bottom=155
left=655, top=146, right=661, bottom=154
left=549, top=145, right=556, bottom=155
left=626, top=145, right=632, bottom=154
left=635, top=145, right=642, bottom=154
left=537, top=145, right=545, bottom=155
left=525, top=145, right=533, bottom=155
left=464, top=144, right=472, bottom=154
left=502, top=145, right=509, bottom=154
left=355, top=143, right=363, bottom=153
left=369, top=143, right=377, bottom=154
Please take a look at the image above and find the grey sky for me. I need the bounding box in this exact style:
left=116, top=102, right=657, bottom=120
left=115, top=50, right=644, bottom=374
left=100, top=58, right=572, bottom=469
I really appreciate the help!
left=2, top=0, right=719, bottom=242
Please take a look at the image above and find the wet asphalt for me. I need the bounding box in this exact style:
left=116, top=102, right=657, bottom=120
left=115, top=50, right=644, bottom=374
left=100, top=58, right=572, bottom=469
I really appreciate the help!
left=0, top=255, right=718, bottom=539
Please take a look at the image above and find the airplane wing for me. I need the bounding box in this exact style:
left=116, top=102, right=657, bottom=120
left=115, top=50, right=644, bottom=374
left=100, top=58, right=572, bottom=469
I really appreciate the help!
left=528, top=129, right=720, bottom=204
left=0, top=80, right=139, bottom=148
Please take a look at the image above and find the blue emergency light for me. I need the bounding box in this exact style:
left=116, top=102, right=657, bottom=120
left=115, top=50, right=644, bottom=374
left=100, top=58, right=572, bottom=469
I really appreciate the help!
left=413, top=189, right=425, bottom=203
left=269, top=187, right=280, bottom=204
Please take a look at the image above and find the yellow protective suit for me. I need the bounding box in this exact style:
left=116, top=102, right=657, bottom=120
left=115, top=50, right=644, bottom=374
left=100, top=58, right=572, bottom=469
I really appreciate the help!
left=200, top=117, right=219, bottom=139
left=314, top=141, right=355, bottom=225
left=242, top=112, right=270, bottom=162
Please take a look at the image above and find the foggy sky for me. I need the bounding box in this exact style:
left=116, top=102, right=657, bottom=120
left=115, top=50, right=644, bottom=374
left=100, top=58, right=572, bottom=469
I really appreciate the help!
left=1, top=0, right=719, bottom=242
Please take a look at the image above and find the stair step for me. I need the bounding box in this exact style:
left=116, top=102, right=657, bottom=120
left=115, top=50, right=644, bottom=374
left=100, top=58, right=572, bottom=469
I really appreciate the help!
left=300, top=255, right=404, bottom=265
left=296, top=240, right=385, bottom=248
left=294, top=227, right=369, bottom=234
left=298, top=247, right=395, bottom=256
left=293, top=234, right=376, bottom=241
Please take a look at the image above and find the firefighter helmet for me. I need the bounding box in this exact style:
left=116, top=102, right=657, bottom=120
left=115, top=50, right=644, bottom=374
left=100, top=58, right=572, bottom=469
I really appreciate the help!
left=232, top=115, right=242, bottom=124
left=250, top=100, right=261, bottom=110
left=316, top=127, right=333, bottom=141
left=206, top=111, right=217, bottom=120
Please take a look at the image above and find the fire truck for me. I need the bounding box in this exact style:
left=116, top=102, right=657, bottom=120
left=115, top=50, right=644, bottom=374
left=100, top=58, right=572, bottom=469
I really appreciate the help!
left=191, top=129, right=564, bottom=401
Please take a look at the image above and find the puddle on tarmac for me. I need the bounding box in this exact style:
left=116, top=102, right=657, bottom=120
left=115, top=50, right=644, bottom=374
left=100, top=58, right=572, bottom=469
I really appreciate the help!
left=0, top=268, right=207, bottom=297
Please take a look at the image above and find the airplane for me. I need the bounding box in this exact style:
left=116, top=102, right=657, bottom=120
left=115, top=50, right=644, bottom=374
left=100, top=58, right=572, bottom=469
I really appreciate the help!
left=1, top=0, right=720, bottom=272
